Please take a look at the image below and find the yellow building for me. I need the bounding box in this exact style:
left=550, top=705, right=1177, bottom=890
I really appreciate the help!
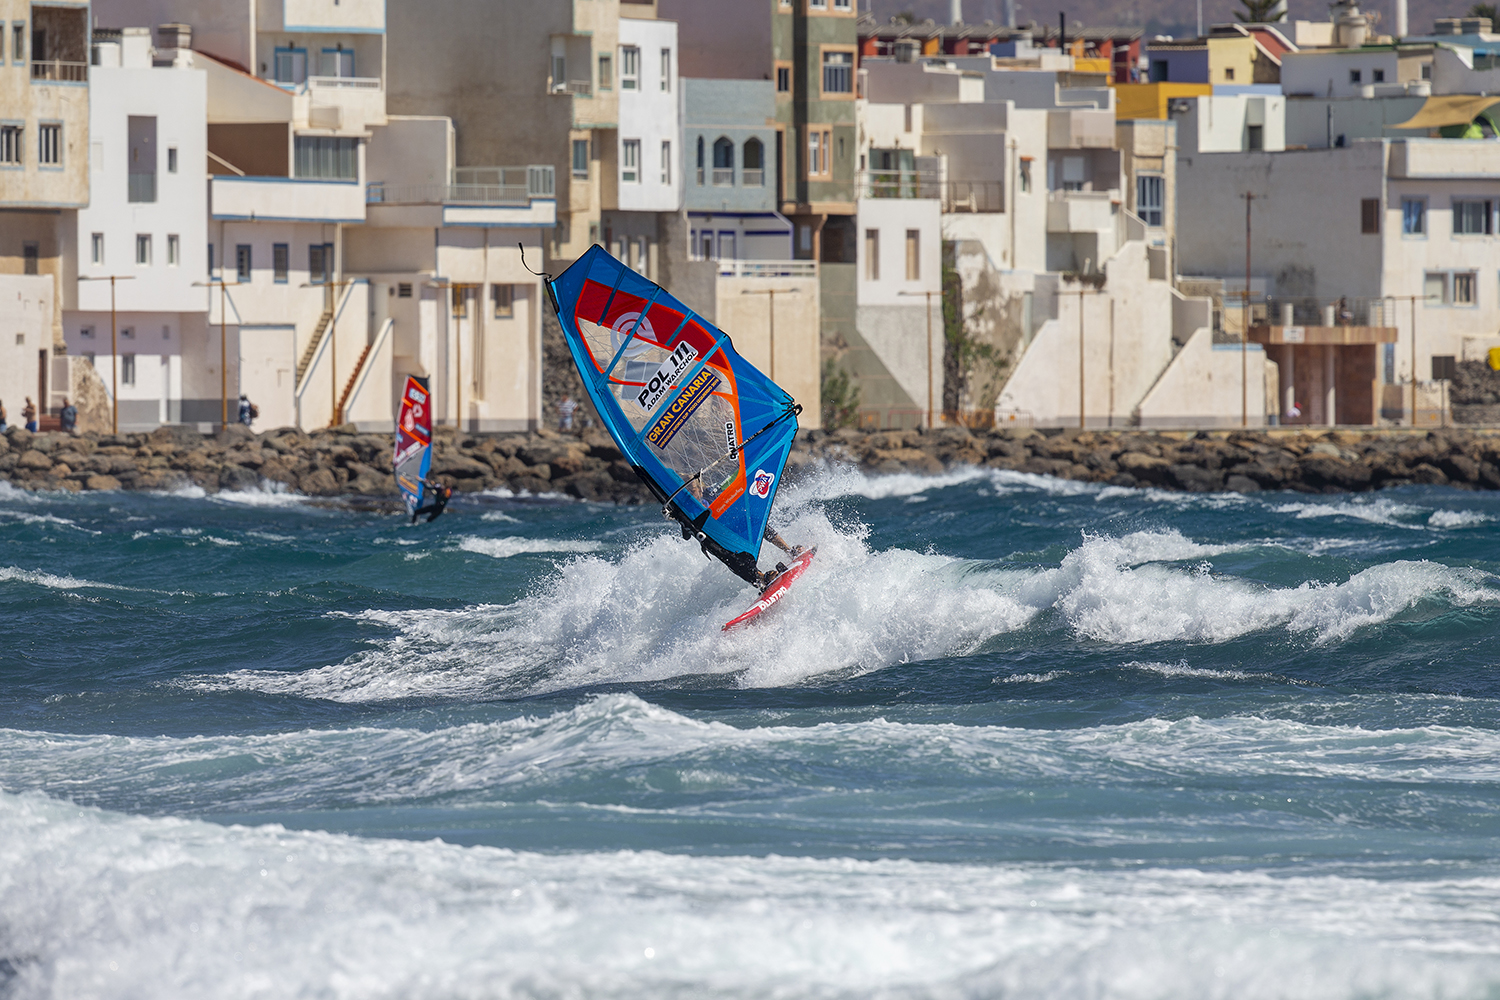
left=1113, top=83, right=1213, bottom=121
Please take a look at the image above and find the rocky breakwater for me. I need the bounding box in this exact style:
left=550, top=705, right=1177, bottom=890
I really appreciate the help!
left=800, top=425, right=1500, bottom=493
left=6, top=422, right=1500, bottom=499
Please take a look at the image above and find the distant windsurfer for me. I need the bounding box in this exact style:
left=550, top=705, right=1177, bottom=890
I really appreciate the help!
left=412, top=478, right=452, bottom=523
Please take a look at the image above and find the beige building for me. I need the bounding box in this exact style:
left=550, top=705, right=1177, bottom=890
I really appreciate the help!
left=2, top=0, right=90, bottom=423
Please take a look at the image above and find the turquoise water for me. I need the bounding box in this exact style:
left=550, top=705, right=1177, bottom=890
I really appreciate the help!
left=3, top=468, right=1500, bottom=997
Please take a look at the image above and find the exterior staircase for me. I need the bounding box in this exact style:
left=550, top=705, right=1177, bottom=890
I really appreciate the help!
left=334, top=342, right=373, bottom=426
left=295, top=306, right=335, bottom=387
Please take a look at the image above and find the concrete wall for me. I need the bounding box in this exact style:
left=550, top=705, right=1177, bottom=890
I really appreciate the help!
left=0, top=275, right=55, bottom=426
left=657, top=0, right=769, bottom=82
left=1284, top=95, right=1426, bottom=148
left=716, top=273, right=821, bottom=429
left=1282, top=49, right=1404, bottom=100
left=0, top=0, right=90, bottom=210
left=1136, top=328, right=1268, bottom=428
left=1174, top=94, right=1286, bottom=153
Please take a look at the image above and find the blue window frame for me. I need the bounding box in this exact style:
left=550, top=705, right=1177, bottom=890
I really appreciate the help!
left=273, top=47, right=307, bottom=85
left=1402, top=198, right=1425, bottom=236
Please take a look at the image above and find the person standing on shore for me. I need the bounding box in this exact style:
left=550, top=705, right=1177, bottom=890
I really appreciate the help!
left=238, top=394, right=255, bottom=427
left=59, top=398, right=77, bottom=435
left=21, top=397, right=37, bottom=432
left=557, top=395, right=578, bottom=432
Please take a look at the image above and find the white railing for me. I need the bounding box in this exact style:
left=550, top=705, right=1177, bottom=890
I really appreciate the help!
left=743, top=168, right=764, bottom=187
left=550, top=79, right=592, bottom=96
left=712, top=168, right=735, bottom=186
left=861, top=169, right=941, bottom=199
left=716, top=259, right=818, bottom=278
left=307, top=75, right=381, bottom=90
left=32, top=60, right=88, bottom=82
left=368, top=165, right=555, bottom=205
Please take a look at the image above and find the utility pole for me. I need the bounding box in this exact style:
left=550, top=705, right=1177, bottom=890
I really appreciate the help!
left=80, top=274, right=136, bottom=434
left=741, top=287, right=800, bottom=383
left=1243, top=192, right=1254, bottom=428
left=1062, top=286, right=1096, bottom=430
left=899, top=289, right=938, bottom=427
left=1386, top=293, right=1431, bottom=426
left=193, top=277, right=243, bottom=429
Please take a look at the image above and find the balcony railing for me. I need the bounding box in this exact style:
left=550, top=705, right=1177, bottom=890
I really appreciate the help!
left=742, top=168, right=764, bottom=187
left=549, top=79, right=592, bottom=96
left=941, top=180, right=1005, bottom=213
left=31, top=60, right=88, bottom=82
left=128, top=173, right=156, bottom=203
left=861, top=169, right=940, bottom=200
left=716, top=259, right=817, bottom=278
left=712, top=168, right=734, bottom=186
left=367, top=165, right=556, bottom=205
left=307, top=75, right=381, bottom=90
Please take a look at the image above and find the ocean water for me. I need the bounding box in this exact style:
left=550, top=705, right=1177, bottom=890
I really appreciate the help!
left=3, top=468, right=1500, bottom=998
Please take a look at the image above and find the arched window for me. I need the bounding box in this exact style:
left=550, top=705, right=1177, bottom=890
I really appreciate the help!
left=695, top=136, right=704, bottom=185
left=742, top=137, right=764, bottom=186
left=712, top=137, right=734, bottom=186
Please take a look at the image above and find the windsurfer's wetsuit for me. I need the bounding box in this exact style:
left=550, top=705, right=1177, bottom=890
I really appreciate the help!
left=412, top=479, right=452, bottom=524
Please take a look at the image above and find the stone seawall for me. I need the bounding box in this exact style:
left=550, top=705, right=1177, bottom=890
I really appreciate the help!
left=4, top=423, right=1500, bottom=499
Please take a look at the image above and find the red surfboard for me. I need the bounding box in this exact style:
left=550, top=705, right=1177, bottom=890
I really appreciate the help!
left=722, top=547, right=818, bottom=631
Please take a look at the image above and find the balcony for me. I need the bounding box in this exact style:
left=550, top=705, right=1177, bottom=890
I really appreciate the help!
left=716, top=260, right=817, bottom=278
left=1047, top=109, right=1116, bottom=150
left=550, top=79, right=592, bottom=96
left=295, top=75, right=385, bottom=132
left=1046, top=190, right=1117, bottom=233
left=712, top=168, right=734, bottom=186
left=942, top=180, right=1005, bottom=213
left=743, top=168, right=764, bottom=187
left=211, top=175, right=366, bottom=224
left=307, top=75, right=380, bottom=91
left=860, top=169, right=940, bottom=200
left=31, top=60, right=88, bottom=82
left=365, top=165, right=556, bottom=228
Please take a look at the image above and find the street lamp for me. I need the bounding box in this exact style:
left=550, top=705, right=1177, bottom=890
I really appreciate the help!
left=898, top=289, right=938, bottom=428
left=193, top=277, right=242, bottom=429
left=78, top=274, right=137, bottom=435
left=740, top=287, right=800, bottom=383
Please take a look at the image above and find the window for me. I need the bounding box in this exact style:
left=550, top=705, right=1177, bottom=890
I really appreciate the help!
left=121, top=354, right=136, bottom=385
left=128, top=116, right=157, bottom=203
left=864, top=228, right=879, bottom=281
left=1350, top=69, right=1362, bottom=84
left=622, top=139, right=640, bottom=183
left=451, top=286, right=467, bottom=319
left=13, top=22, right=24, bottom=62
left=621, top=46, right=638, bottom=89
left=81, top=326, right=94, bottom=340
left=1247, top=124, right=1263, bottom=150
left=598, top=53, right=612, bottom=90
left=90, top=233, right=103, bottom=265
left=274, top=47, right=307, bottom=85
left=1402, top=198, right=1425, bottom=235
left=319, top=47, right=353, bottom=77
left=294, top=136, right=358, bottom=180
left=309, top=243, right=330, bottom=284
left=1373, top=68, right=1386, bottom=83
left=807, top=127, right=831, bottom=177
left=38, top=123, right=60, bottom=166
left=1151, top=59, right=1169, bottom=82
left=1425, top=272, right=1448, bottom=304
left=811, top=0, right=826, bottom=8
left=712, top=136, right=734, bottom=185
left=1224, top=66, right=1235, bottom=81
left=1019, top=158, right=1032, bottom=193
left=777, top=65, right=791, bottom=92
left=551, top=54, right=566, bottom=87
left=905, top=229, right=920, bottom=281
left=492, top=283, right=513, bottom=318
left=660, top=48, right=671, bottom=91
left=1137, top=174, right=1164, bottom=227
left=208, top=243, right=214, bottom=277
left=661, top=140, right=671, bottom=184
left=1, top=124, right=22, bottom=164
left=167, top=234, right=179, bottom=266
left=273, top=243, right=288, bottom=282
left=23, top=242, right=37, bottom=275
left=834, top=0, right=851, bottom=8
left=122, top=325, right=134, bottom=340
left=1433, top=355, right=1457, bottom=380
left=1453, top=198, right=1493, bottom=235
left=162, top=325, right=170, bottom=340
left=1454, top=272, right=1477, bottom=305
left=398, top=282, right=412, bottom=298
left=135, top=234, right=151, bottom=266
left=572, top=138, right=589, bottom=178
left=167, top=146, right=177, bottom=173
left=823, top=50, right=853, bottom=94
left=235, top=244, right=251, bottom=282
left=1361, top=198, right=1380, bottom=234
left=696, top=135, right=705, bottom=185
left=1061, top=155, right=1085, bottom=191
left=743, top=137, right=764, bottom=186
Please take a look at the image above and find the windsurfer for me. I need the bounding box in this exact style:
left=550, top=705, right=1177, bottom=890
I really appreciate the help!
left=412, top=478, right=452, bottom=523
left=672, top=476, right=802, bottom=591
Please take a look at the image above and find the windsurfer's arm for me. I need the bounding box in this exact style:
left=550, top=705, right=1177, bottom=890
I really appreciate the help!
left=763, top=526, right=798, bottom=555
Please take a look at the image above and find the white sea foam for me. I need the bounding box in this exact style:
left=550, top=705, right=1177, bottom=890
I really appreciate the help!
left=1274, top=497, right=1425, bottom=528
left=1428, top=508, right=1492, bottom=528
left=457, top=536, right=604, bottom=559
left=209, top=485, right=307, bottom=507
left=0, top=508, right=91, bottom=531
left=195, top=517, right=1500, bottom=701
left=0, top=566, right=133, bottom=592
left=480, top=510, right=523, bottom=523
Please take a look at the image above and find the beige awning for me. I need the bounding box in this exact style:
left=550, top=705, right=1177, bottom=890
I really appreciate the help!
left=1391, top=95, right=1500, bottom=130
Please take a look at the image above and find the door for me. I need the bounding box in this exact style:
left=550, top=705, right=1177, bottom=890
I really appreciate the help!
left=238, top=326, right=296, bottom=429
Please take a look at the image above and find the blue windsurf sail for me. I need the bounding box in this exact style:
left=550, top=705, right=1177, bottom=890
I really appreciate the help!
left=547, top=245, right=800, bottom=586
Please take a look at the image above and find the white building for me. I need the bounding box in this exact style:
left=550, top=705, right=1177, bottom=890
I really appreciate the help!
left=1176, top=138, right=1500, bottom=425
left=64, top=26, right=208, bottom=431
left=602, top=13, right=682, bottom=278
left=1172, top=90, right=1287, bottom=153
